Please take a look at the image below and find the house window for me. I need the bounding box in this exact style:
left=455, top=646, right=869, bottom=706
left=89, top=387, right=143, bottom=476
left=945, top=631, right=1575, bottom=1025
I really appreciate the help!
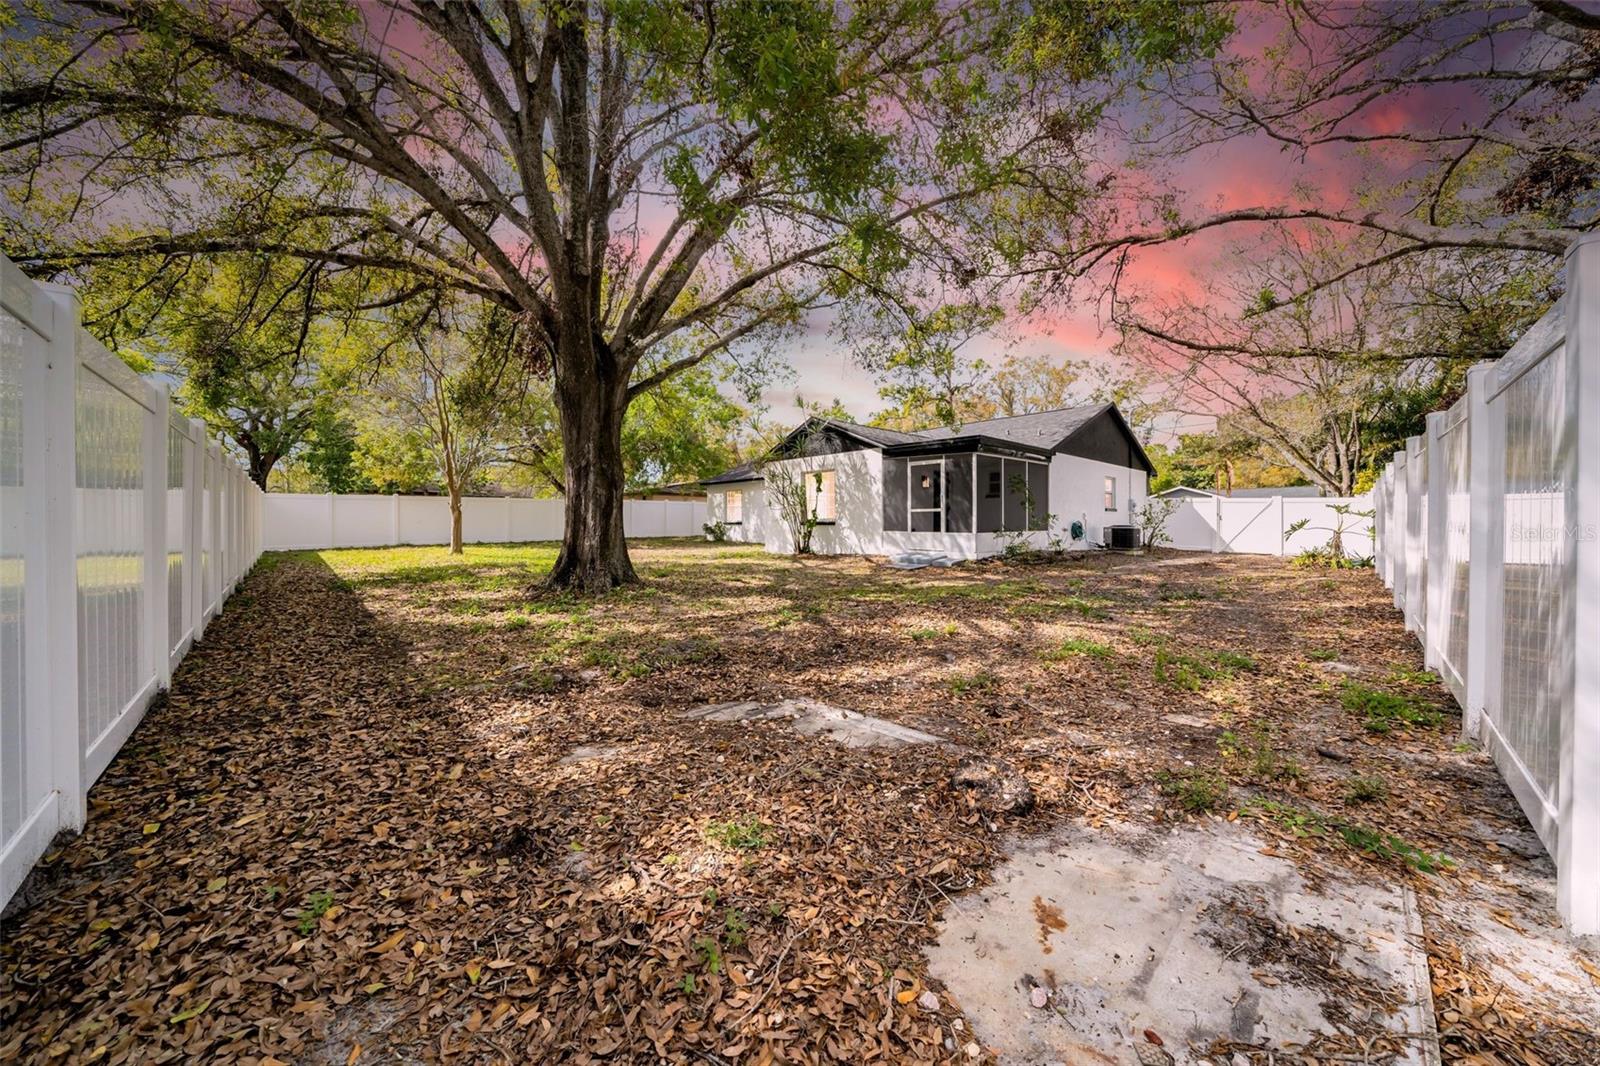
left=726, top=490, right=743, bottom=524
left=986, top=470, right=1001, bottom=498
left=1103, top=476, right=1117, bottom=511
left=806, top=469, right=837, bottom=522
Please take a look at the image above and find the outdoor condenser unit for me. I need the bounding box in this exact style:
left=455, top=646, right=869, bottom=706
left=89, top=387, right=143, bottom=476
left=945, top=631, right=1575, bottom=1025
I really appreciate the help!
left=1105, top=525, right=1142, bottom=551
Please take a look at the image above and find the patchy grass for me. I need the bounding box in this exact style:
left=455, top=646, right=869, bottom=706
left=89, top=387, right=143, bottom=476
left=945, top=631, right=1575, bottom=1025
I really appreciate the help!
left=1339, top=681, right=1444, bottom=732
left=1154, top=645, right=1258, bottom=690
left=1042, top=637, right=1113, bottom=661
left=1158, top=768, right=1229, bottom=813
left=947, top=670, right=998, bottom=695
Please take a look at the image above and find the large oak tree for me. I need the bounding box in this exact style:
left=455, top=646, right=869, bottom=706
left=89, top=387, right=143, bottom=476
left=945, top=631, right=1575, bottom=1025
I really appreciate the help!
left=1, top=0, right=1227, bottom=588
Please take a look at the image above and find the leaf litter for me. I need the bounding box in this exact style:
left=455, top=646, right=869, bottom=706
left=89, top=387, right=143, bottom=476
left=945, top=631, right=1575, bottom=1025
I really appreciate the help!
left=0, top=543, right=1594, bottom=1064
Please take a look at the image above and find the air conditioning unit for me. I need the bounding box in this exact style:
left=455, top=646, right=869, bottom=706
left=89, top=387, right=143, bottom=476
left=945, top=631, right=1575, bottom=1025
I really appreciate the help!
left=1105, top=525, right=1142, bottom=552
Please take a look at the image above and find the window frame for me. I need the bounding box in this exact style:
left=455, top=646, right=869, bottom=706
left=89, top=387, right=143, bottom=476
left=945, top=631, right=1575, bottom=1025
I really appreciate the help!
left=1103, top=475, right=1118, bottom=512
left=725, top=489, right=743, bottom=525
left=805, top=468, right=837, bottom=524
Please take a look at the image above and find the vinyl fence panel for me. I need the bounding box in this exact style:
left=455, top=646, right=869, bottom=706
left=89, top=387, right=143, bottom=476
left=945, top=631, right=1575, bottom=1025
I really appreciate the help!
left=1371, top=232, right=1600, bottom=933
left=0, top=254, right=263, bottom=911
left=263, top=493, right=709, bottom=550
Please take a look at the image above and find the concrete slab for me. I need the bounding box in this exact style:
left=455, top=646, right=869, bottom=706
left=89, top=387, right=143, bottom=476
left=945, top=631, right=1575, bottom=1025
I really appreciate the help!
left=679, top=698, right=943, bottom=748
left=927, top=820, right=1439, bottom=1066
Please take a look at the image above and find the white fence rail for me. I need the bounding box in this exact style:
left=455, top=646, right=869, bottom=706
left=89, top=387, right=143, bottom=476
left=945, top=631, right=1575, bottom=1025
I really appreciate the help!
left=1, top=254, right=264, bottom=911
left=261, top=493, right=708, bottom=551
left=1372, top=233, right=1600, bottom=934
left=1163, top=495, right=1375, bottom=558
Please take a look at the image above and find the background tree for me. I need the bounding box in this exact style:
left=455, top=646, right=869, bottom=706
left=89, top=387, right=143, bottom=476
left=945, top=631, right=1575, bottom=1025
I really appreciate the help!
left=363, top=304, right=509, bottom=554
left=2, top=0, right=1232, bottom=589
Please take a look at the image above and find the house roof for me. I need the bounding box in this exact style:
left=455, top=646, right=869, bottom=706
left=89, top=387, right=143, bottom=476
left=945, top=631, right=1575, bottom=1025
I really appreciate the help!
left=702, top=403, right=1156, bottom=483
left=701, top=461, right=763, bottom=485
left=916, top=405, right=1106, bottom=449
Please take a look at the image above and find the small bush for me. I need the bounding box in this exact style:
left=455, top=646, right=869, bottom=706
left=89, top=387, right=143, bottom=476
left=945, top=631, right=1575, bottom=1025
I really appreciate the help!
left=703, top=521, right=730, bottom=543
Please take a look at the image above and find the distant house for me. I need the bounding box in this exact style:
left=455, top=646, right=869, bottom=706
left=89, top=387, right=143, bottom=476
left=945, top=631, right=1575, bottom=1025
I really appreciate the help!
left=626, top=481, right=706, bottom=501
left=701, top=404, right=1154, bottom=559
left=1153, top=486, right=1219, bottom=500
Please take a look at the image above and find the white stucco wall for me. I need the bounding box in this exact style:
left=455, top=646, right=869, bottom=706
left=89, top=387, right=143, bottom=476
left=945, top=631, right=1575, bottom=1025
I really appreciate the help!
left=706, top=449, right=1149, bottom=557
left=1047, top=453, right=1149, bottom=547
left=705, top=480, right=765, bottom=543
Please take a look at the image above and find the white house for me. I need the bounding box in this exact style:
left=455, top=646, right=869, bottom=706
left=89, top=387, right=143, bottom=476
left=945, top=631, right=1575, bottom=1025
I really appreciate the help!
left=702, top=404, right=1155, bottom=559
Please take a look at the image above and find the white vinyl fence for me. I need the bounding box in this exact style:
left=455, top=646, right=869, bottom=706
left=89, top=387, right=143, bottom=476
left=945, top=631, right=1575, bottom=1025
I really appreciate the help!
left=1, top=254, right=264, bottom=911
left=261, top=493, right=708, bottom=550
left=1372, top=233, right=1600, bottom=934
left=1162, top=495, right=1375, bottom=558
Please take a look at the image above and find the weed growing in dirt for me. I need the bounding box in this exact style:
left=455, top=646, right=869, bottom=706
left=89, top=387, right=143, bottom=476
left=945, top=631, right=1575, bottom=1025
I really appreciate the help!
left=1344, top=775, right=1389, bottom=804
left=1307, top=648, right=1339, bottom=662
left=1155, top=647, right=1258, bottom=690
left=1388, top=667, right=1442, bottom=687
left=947, top=670, right=998, bottom=695
left=1339, top=682, right=1443, bottom=732
left=706, top=818, right=770, bottom=850
left=1247, top=799, right=1451, bottom=872
left=1221, top=723, right=1303, bottom=783
left=1042, top=637, right=1112, bottom=661
left=907, top=624, right=956, bottom=640
left=1158, top=768, right=1228, bottom=813
left=296, top=890, right=335, bottom=934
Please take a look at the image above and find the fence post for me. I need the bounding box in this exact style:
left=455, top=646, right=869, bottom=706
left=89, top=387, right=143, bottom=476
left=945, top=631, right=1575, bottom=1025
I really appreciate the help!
left=390, top=493, right=401, bottom=545
left=209, top=443, right=223, bottom=618
left=1560, top=232, right=1600, bottom=934
left=1424, top=413, right=1447, bottom=669
left=145, top=382, right=171, bottom=690
left=1211, top=496, right=1223, bottom=553
left=1275, top=494, right=1286, bottom=556
left=1464, top=363, right=1502, bottom=741
left=326, top=491, right=337, bottom=550
left=38, top=287, right=85, bottom=829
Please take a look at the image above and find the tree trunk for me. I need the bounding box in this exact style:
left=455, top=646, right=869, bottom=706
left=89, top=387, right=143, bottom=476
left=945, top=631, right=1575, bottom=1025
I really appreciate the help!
left=546, top=357, right=636, bottom=591
left=449, top=490, right=464, bottom=555
left=247, top=450, right=278, bottom=490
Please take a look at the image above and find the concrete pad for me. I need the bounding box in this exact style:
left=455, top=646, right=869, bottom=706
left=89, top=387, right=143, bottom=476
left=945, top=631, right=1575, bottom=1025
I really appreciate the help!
left=557, top=743, right=636, bottom=766
left=679, top=698, right=943, bottom=748
left=927, top=820, right=1439, bottom=1066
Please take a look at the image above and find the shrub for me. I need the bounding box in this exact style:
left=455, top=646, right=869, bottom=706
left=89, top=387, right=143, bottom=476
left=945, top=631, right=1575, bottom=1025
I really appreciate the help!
left=703, top=521, right=730, bottom=543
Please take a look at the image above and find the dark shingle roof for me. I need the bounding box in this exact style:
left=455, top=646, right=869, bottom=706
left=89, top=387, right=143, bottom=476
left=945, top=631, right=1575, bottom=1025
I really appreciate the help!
left=915, top=404, right=1108, bottom=449
left=701, top=462, right=763, bottom=485
left=702, top=404, right=1145, bottom=484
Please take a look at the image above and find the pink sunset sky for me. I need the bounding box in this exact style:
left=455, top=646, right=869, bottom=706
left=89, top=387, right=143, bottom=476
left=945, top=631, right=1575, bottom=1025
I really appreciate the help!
left=759, top=6, right=1517, bottom=441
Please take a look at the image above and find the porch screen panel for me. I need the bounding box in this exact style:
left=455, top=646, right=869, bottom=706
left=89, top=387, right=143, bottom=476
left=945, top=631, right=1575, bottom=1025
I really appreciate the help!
left=945, top=455, right=974, bottom=533
left=881, top=457, right=908, bottom=531
left=1002, top=460, right=1027, bottom=531
left=1027, top=462, right=1049, bottom=531
left=975, top=456, right=1003, bottom=532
